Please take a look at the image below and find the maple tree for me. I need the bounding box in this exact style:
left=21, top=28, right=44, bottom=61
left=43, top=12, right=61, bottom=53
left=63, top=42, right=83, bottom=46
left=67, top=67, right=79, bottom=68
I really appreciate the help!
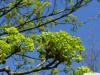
left=0, top=0, right=97, bottom=75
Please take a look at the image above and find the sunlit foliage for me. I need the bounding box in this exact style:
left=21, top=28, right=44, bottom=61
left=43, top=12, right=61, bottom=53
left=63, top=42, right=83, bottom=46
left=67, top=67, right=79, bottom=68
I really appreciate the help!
left=0, top=0, right=97, bottom=75
left=0, top=27, right=34, bottom=63
left=36, top=31, right=85, bottom=63
left=74, top=66, right=92, bottom=75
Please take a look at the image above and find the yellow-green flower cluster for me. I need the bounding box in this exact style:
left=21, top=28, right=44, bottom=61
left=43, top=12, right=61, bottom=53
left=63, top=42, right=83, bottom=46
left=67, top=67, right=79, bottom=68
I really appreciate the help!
left=74, top=66, right=92, bottom=75
left=36, top=31, right=85, bottom=63
left=5, top=27, right=19, bottom=34
left=0, top=40, right=11, bottom=63
left=0, top=27, right=34, bottom=63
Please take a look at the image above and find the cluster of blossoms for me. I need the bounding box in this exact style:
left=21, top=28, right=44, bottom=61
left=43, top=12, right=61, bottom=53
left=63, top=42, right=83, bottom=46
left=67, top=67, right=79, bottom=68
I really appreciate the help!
left=0, top=27, right=34, bottom=63
left=36, top=31, right=85, bottom=64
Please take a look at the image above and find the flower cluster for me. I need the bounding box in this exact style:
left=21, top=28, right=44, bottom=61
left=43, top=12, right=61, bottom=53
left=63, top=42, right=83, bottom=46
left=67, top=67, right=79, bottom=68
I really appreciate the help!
left=0, top=27, right=34, bottom=63
left=36, top=31, right=85, bottom=63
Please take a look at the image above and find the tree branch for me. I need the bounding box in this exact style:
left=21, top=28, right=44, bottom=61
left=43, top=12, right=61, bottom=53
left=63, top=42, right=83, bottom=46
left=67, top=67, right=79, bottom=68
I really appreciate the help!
left=18, top=0, right=93, bottom=33
left=0, top=0, right=93, bottom=36
left=16, top=54, right=40, bottom=60
left=0, top=0, right=22, bottom=17
left=10, top=60, right=57, bottom=75
left=0, top=67, right=11, bottom=75
left=6, top=51, right=17, bottom=59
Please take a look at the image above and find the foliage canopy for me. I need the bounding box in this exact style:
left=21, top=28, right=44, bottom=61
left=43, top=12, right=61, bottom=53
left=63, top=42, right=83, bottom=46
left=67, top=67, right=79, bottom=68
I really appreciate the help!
left=0, top=0, right=98, bottom=75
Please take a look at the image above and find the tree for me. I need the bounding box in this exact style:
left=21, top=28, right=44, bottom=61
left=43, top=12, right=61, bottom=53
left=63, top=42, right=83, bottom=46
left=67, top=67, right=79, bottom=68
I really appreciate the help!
left=0, top=0, right=97, bottom=75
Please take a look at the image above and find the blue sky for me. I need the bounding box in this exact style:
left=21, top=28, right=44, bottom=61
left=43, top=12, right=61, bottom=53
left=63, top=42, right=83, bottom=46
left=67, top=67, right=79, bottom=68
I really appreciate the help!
left=49, top=0, right=100, bottom=75
left=0, top=0, right=100, bottom=75
left=33, top=1, right=100, bottom=75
